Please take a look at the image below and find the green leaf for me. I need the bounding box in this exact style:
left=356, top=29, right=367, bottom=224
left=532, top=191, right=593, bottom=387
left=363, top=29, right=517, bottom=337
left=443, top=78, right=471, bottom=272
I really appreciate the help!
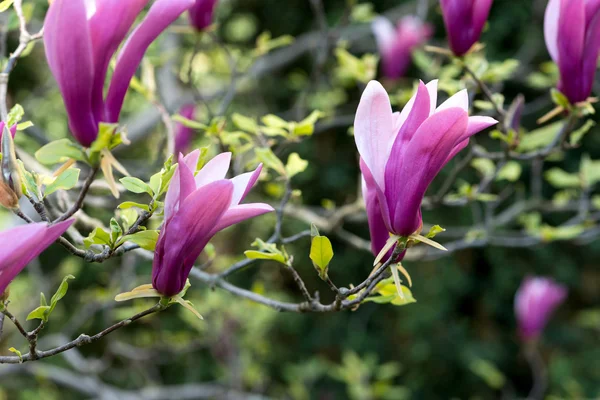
left=232, top=113, right=259, bottom=133
left=310, top=235, right=334, bottom=279
left=469, top=359, right=506, bottom=390
left=44, top=168, right=80, bottom=197
left=16, top=121, right=33, bottom=131
left=6, top=104, right=23, bottom=126
left=255, top=147, right=286, bottom=176
left=551, top=88, right=571, bottom=108
left=244, top=250, right=287, bottom=264
left=49, top=275, right=75, bottom=314
left=285, top=153, right=308, bottom=178
left=120, top=177, right=154, bottom=195
left=0, top=0, right=14, bottom=13
left=8, top=347, right=22, bottom=362
left=109, top=218, right=123, bottom=243
left=496, top=161, right=522, bottom=182
left=118, top=201, right=150, bottom=211
left=83, top=227, right=112, bottom=248
left=172, top=114, right=206, bottom=130
left=545, top=168, right=580, bottom=188
left=26, top=306, right=51, bottom=321
left=35, top=139, right=87, bottom=165
left=570, top=119, right=596, bottom=146
left=517, top=121, right=562, bottom=152
left=261, top=114, right=288, bottom=129
left=310, top=223, right=320, bottom=237
left=471, top=158, right=495, bottom=178
left=118, top=230, right=160, bottom=251
left=425, top=225, right=446, bottom=239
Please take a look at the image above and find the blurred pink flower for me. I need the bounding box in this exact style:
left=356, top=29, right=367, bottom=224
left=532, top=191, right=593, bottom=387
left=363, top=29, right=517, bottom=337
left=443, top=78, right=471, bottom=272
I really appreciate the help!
left=189, top=0, right=218, bottom=31
left=372, top=16, right=433, bottom=79
left=440, top=0, right=493, bottom=56
left=515, top=276, right=568, bottom=340
left=544, top=0, right=600, bottom=103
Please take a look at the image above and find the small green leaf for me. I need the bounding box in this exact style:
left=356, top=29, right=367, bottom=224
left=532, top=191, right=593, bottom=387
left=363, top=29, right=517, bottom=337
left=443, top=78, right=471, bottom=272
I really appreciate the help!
left=244, top=250, right=287, bottom=264
left=255, top=148, right=286, bottom=176
left=517, top=121, right=562, bottom=152
left=570, top=119, right=596, bottom=146
left=310, top=223, right=320, bottom=237
left=261, top=114, right=288, bottom=129
left=232, top=113, right=259, bottom=133
left=496, top=161, right=522, bottom=182
left=471, top=158, right=495, bottom=178
left=551, top=88, right=571, bottom=108
left=83, top=227, right=112, bottom=248
left=8, top=347, right=22, bottom=362
left=109, top=218, right=123, bottom=243
left=310, top=235, right=333, bottom=279
left=469, top=359, right=506, bottom=390
left=545, top=168, right=580, bottom=188
left=26, top=306, right=51, bottom=321
left=44, top=168, right=80, bottom=197
left=35, top=139, right=87, bottom=165
left=0, top=0, right=14, bottom=12
left=425, top=225, right=446, bottom=239
left=49, top=275, right=75, bottom=314
left=118, top=201, right=150, bottom=211
left=120, top=177, right=154, bottom=195
left=118, top=230, right=160, bottom=251
left=16, top=121, right=33, bottom=131
left=172, top=114, right=206, bottom=130
left=6, top=104, right=23, bottom=126
left=285, top=153, right=308, bottom=178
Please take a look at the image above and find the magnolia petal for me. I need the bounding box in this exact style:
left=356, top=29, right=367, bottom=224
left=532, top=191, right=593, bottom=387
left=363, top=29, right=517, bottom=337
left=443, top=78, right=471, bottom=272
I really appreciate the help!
left=44, top=0, right=97, bottom=146
left=195, top=152, right=232, bottom=188
left=372, top=16, right=396, bottom=53
left=229, top=164, right=263, bottom=206
left=211, top=203, right=274, bottom=234
left=105, top=0, right=195, bottom=122
left=164, top=154, right=197, bottom=221
left=354, top=81, right=396, bottom=191
left=544, top=0, right=561, bottom=62
left=436, top=89, right=468, bottom=113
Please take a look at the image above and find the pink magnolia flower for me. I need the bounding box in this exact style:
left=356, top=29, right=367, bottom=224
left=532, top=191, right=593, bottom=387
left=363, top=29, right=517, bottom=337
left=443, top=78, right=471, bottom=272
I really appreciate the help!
left=440, top=0, right=493, bottom=56
left=515, top=276, right=568, bottom=340
left=372, top=16, right=433, bottom=79
left=355, top=80, right=497, bottom=256
left=44, top=0, right=194, bottom=147
left=152, top=151, right=274, bottom=296
left=188, top=0, right=218, bottom=31
left=544, top=0, right=600, bottom=103
left=174, top=105, right=197, bottom=156
left=0, top=220, right=74, bottom=295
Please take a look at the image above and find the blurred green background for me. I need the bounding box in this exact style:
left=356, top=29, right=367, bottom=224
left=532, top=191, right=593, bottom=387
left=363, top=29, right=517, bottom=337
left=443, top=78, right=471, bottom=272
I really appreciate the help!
left=0, top=0, right=599, bottom=399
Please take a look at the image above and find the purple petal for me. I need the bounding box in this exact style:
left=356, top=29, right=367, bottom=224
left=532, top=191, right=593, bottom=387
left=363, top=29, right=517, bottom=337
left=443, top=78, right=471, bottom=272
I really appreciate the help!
left=153, top=180, right=233, bottom=296
left=354, top=81, right=396, bottom=191
left=362, top=174, right=391, bottom=257
left=557, top=0, right=586, bottom=102
left=440, top=0, right=492, bottom=56
left=544, top=0, right=561, bottom=62
left=189, top=0, right=219, bottom=31
left=174, top=105, right=197, bottom=156
left=88, top=0, right=149, bottom=121
left=105, top=0, right=194, bottom=123
left=436, top=89, right=469, bottom=112
left=388, top=108, right=468, bottom=235
left=211, top=203, right=274, bottom=234
left=229, top=164, right=263, bottom=206
left=582, top=5, right=600, bottom=102
left=195, top=152, right=231, bottom=187
left=514, top=276, right=567, bottom=340
left=44, top=0, right=97, bottom=146
left=164, top=155, right=197, bottom=221
left=0, top=122, right=17, bottom=146
left=0, top=220, right=73, bottom=294
left=384, top=81, right=431, bottom=219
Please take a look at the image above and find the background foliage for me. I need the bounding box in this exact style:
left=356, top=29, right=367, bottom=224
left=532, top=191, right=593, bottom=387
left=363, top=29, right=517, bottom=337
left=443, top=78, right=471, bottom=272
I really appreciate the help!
left=0, top=0, right=599, bottom=399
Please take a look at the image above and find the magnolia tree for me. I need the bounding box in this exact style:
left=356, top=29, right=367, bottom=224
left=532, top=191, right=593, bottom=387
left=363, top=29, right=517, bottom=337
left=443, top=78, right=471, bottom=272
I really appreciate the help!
left=0, top=0, right=596, bottom=398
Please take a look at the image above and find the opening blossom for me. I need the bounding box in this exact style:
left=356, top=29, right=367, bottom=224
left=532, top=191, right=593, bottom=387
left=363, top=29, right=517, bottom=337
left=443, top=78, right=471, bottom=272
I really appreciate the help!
left=188, top=0, right=218, bottom=31
left=544, top=0, right=600, bottom=104
left=371, top=16, right=433, bottom=80
left=174, top=105, right=198, bottom=156
left=355, top=80, right=497, bottom=257
left=44, top=0, right=195, bottom=147
left=152, top=151, right=274, bottom=296
left=514, top=276, right=568, bottom=340
left=0, top=220, right=74, bottom=296
left=440, top=0, right=493, bottom=56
